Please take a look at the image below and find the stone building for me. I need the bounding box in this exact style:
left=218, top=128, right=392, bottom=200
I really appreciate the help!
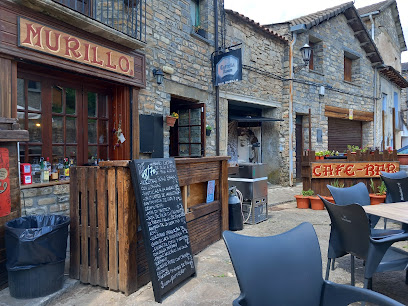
left=358, top=0, right=408, bottom=149
left=401, top=62, right=408, bottom=146
left=220, top=10, right=288, bottom=184
left=266, top=2, right=384, bottom=184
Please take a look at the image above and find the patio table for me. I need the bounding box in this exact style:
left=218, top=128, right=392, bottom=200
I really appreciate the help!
left=363, top=202, right=408, bottom=224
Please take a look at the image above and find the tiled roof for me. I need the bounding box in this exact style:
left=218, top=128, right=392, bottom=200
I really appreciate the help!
left=225, top=10, right=288, bottom=43
left=358, top=0, right=406, bottom=52
left=357, top=0, right=393, bottom=16
left=402, top=62, right=408, bottom=71
left=285, top=1, right=354, bottom=29
left=379, top=66, right=408, bottom=88
left=266, top=2, right=383, bottom=66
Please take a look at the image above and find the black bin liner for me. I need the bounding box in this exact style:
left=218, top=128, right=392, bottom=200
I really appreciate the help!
left=5, top=215, right=70, bottom=298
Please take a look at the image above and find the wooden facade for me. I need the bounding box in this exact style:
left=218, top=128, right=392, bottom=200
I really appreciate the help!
left=302, top=150, right=398, bottom=196
left=0, top=118, right=29, bottom=289
left=69, top=157, right=229, bottom=295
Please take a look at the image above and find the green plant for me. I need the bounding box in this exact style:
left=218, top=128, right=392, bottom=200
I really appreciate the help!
left=323, top=150, right=331, bottom=156
left=369, top=178, right=376, bottom=194
left=361, top=146, right=369, bottom=153
left=331, top=179, right=344, bottom=188
left=206, top=125, right=212, bottom=131
left=301, top=189, right=314, bottom=197
left=170, top=112, right=179, bottom=119
left=377, top=181, right=387, bottom=195
left=315, top=151, right=323, bottom=157
left=347, top=145, right=360, bottom=152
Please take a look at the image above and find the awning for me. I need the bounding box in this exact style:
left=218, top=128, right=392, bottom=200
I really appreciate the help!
left=229, top=115, right=283, bottom=122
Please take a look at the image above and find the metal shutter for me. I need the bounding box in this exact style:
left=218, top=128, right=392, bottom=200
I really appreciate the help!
left=328, top=118, right=362, bottom=152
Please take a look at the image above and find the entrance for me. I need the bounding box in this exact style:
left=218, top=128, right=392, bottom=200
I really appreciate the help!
left=17, top=65, right=114, bottom=166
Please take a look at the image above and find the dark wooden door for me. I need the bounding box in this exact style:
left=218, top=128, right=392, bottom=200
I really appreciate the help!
left=328, top=117, right=362, bottom=153
left=295, top=116, right=303, bottom=180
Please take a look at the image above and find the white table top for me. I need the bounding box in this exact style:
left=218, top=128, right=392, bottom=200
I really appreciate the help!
left=363, top=202, right=408, bottom=224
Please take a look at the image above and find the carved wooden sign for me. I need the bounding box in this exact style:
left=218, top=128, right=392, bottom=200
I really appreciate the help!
left=312, top=162, right=399, bottom=178
left=18, top=17, right=135, bottom=77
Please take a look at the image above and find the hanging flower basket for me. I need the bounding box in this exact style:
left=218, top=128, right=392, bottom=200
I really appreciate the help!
left=166, top=115, right=177, bottom=127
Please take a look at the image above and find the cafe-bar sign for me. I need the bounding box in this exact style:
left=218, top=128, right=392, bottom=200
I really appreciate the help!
left=312, top=162, right=399, bottom=178
left=214, top=49, right=242, bottom=86
left=18, top=17, right=135, bottom=77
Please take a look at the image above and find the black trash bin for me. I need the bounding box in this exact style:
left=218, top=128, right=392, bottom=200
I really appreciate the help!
left=5, top=215, right=70, bottom=299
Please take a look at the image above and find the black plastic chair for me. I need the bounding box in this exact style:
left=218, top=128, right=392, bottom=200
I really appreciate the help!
left=321, top=196, right=408, bottom=290
left=380, top=171, right=408, bottom=204
left=223, top=223, right=403, bottom=306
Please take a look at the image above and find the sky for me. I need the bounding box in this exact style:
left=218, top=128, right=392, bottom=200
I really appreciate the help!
left=224, top=0, right=408, bottom=63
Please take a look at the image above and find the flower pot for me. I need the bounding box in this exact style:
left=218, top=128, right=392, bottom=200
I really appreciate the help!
left=319, top=156, right=324, bottom=160
left=310, top=196, right=324, bottom=210
left=322, top=196, right=334, bottom=203
left=206, top=129, right=212, bottom=136
left=369, top=194, right=386, bottom=205
left=398, top=154, right=408, bottom=165
left=315, top=156, right=319, bottom=160
left=294, top=195, right=309, bottom=209
left=166, top=116, right=177, bottom=127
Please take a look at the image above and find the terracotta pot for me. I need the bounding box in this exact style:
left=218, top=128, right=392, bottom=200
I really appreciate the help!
left=315, top=156, right=319, bottom=160
left=166, top=116, right=177, bottom=127
left=369, top=194, right=386, bottom=205
left=398, top=154, right=408, bottom=165
left=310, top=196, right=324, bottom=210
left=294, top=195, right=310, bottom=209
left=319, top=156, right=324, bottom=160
left=322, top=196, right=334, bottom=203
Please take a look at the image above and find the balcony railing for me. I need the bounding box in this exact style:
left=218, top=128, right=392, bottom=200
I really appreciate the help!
left=53, top=0, right=146, bottom=43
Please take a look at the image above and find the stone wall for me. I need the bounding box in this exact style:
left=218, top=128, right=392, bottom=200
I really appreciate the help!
left=20, top=183, right=70, bottom=216
left=138, top=0, right=222, bottom=157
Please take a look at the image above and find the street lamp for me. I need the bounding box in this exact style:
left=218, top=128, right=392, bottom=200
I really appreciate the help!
left=294, top=44, right=312, bottom=73
left=153, top=68, right=164, bottom=85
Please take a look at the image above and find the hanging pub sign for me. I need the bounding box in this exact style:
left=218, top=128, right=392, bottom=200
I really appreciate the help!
left=312, top=161, right=399, bottom=179
left=18, top=17, right=135, bottom=77
left=214, top=49, right=242, bottom=86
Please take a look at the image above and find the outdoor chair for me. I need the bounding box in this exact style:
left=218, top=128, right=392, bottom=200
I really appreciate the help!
left=222, top=222, right=403, bottom=306
left=325, top=182, right=404, bottom=278
left=320, top=196, right=408, bottom=290
left=380, top=174, right=408, bottom=231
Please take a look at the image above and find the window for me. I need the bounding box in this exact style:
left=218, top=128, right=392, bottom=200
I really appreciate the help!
left=344, top=51, right=360, bottom=83
left=308, top=36, right=323, bottom=73
left=344, top=56, right=352, bottom=82
left=170, top=98, right=205, bottom=157
left=190, top=0, right=200, bottom=28
left=18, top=73, right=111, bottom=166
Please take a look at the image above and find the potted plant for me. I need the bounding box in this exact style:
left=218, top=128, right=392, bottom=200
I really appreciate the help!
left=206, top=125, right=212, bottom=136
left=166, top=112, right=178, bottom=127
left=369, top=179, right=387, bottom=205
left=347, top=145, right=360, bottom=154
left=310, top=193, right=325, bottom=210
left=295, top=189, right=313, bottom=209
left=193, top=25, right=206, bottom=37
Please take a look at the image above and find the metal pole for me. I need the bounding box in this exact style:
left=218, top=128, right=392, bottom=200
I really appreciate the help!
left=288, top=33, right=297, bottom=187
left=214, top=0, right=220, bottom=156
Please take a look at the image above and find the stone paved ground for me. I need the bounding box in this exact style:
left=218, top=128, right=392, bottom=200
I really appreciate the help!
left=2, top=184, right=408, bottom=305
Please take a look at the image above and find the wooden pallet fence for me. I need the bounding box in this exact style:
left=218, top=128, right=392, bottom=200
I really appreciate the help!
left=70, top=165, right=138, bottom=295
left=70, top=157, right=229, bottom=295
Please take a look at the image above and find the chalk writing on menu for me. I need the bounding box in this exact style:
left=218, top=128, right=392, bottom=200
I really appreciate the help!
left=130, top=158, right=195, bottom=303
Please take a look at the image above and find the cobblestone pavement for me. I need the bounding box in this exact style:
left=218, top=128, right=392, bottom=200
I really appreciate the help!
left=2, top=184, right=408, bottom=305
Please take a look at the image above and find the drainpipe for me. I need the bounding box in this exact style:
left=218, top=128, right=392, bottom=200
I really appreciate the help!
left=214, top=0, right=220, bottom=156
left=369, top=14, right=375, bottom=40
left=370, top=14, right=377, bottom=147
left=288, top=24, right=306, bottom=187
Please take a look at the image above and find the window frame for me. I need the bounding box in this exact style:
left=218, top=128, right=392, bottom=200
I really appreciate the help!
left=344, top=56, right=352, bottom=82
left=17, top=70, right=113, bottom=166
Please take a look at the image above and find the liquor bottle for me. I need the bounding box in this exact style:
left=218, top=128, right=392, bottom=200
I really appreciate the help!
left=64, top=158, right=70, bottom=178
left=57, top=159, right=65, bottom=180
left=40, top=157, right=49, bottom=183
left=46, top=157, right=52, bottom=180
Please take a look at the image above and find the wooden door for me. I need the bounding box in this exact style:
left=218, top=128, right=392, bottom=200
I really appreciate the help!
left=328, top=117, right=362, bottom=152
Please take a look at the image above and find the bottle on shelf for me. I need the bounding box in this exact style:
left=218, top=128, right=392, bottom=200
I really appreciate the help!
left=46, top=157, right=52, bottom=181
left=40, top=157, right=49, bottom=183
left=31, top=158, right=41, bottom=184
left=51, top=159, right=58, bottom=181
left=64, top=158, right=70, bottom=178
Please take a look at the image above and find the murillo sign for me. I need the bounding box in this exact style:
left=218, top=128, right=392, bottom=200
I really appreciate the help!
left=312, top=162, right=399, bottom=178
left=18, top=17, right=135, bottom=77
left=214, top=49, right=242, bottom=86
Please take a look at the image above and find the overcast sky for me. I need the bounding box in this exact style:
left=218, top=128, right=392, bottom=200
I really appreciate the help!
left=224, top=0, right=408, bottom=63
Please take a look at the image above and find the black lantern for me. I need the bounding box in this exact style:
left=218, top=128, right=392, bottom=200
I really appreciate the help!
left=300, top=44, right=312, bottom=66
left=153, top=68, right=164, bottom=85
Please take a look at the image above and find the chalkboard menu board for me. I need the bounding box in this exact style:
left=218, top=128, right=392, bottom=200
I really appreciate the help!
left=129, top=158, right=195, bottom=302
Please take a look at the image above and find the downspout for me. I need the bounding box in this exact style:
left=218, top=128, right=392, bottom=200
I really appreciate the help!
left=288, top=33, right=296, bottom=186
left=288, top=24, right=306, bottom=187
left=370, top=14, right=377, bottom=147
left=214, top=0, right=220, bottom=156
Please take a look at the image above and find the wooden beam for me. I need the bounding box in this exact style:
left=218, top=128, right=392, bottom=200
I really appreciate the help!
left=325, top=105, right=374, bottom=122
left=353, top=30, right=365, bottom=36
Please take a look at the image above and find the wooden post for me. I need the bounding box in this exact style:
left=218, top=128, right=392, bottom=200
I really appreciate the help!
left=392, top=108, right=396, bottom=151
left=309, top=109, right=312, bottom=151
left=382, top=110, right=385, bottom=151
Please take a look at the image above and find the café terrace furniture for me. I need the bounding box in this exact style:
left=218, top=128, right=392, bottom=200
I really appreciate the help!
left=321, top=197, right=408, bottom=290
left=325, top=183, right=402, bottom=279
left=380, top=171, right=408, bottom=204
left=222, top=222, right=403, bottom=306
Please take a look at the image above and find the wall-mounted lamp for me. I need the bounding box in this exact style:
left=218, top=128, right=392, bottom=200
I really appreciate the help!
left=293, top=44, right=312, bottom=73
left=153, top=68, right=164, bottom=85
